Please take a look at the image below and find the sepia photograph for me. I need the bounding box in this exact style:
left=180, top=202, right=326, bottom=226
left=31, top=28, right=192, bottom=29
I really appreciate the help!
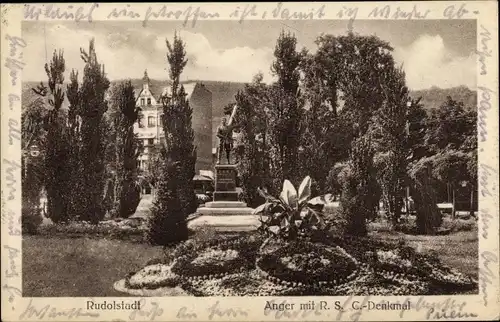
left=17, top=17, right=483, bottom=299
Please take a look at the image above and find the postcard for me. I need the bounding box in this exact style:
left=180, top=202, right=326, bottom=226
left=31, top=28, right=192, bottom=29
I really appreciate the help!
left=1, top=2, right=498, bottom=321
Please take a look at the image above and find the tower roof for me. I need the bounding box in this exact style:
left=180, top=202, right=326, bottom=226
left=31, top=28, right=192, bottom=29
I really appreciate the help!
left=142, top=70, right=150, bottom=84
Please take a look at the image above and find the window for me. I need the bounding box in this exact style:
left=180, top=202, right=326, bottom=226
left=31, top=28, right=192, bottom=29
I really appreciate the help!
left=158, top=115, right=163, bottom=126
left=148, top=116, right=156, bottom=127
left=141, top=98, right=145, bottom=106
left=148, top=138, right=154, bottom=145
left=138, top=119, right=144, bottom=128
left=147, top=98, right=151, bottom=105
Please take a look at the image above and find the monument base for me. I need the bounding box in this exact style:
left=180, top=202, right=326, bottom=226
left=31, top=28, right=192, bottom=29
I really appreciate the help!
left=197, top=201, right=254, bottom=215
left=188, top=214, right=260, bottom=232
left=204, top=201, right=248, bottom=208
left=192, top=163, right=257, bottom=231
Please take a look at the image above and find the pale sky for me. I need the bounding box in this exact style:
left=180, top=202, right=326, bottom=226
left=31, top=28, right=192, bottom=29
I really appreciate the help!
left=22, top=20, right=477, bottom=90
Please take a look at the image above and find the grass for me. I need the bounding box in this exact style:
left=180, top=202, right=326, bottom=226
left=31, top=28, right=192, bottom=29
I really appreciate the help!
left=23, top=236, right=163, bottom=297
left=372, top=230, right=478, bottom=280
left=23, top=228, right=478, bottom=296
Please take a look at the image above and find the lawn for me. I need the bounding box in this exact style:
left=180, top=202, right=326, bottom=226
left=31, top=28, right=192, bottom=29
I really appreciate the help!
left=372, top=230, right=478, bottom=281
left=23, top=229, right=478, bottom=297
left=23, top=236, right=164, bottom=297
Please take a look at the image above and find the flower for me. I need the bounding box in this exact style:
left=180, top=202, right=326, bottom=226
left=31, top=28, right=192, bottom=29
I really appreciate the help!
left=191, top=249, right=239, bottom=266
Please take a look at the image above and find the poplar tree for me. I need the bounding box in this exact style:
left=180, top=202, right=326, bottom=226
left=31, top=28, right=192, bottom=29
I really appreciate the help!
left=148, top=33, right=196, bottom=245
left=112, top=80, right=142, bottom=218
left=268, top=30, right=303, bottom=190
left=78, top=39, right=110, bottom=223
left=65, top=69, right=85, bottom=219
left=33, top=50, right=71, bottom=223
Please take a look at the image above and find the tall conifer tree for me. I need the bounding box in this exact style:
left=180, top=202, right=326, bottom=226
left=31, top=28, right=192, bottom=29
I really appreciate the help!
left=34, top=50, right=70, bottom=223
left=148, top=33, right=196, bottom=245
left=78, top=39, right=110, bottom=223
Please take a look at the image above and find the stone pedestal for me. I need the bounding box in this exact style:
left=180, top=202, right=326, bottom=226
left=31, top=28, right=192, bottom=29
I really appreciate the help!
left=191, top=164, right=257, bottom=231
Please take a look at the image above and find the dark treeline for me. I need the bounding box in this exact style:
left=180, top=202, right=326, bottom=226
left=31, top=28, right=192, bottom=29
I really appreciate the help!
left=234, top=31, right=477, bottom=235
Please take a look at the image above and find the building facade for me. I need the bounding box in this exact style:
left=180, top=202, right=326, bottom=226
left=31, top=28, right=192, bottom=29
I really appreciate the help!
left=133, top=71, right=213, bottom=179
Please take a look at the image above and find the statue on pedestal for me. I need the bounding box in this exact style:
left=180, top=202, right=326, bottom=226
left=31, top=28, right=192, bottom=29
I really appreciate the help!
left=216, top=105, right=239, bottom=165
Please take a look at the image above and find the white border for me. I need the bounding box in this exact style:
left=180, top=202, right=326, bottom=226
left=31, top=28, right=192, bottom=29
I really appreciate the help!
left=1, top=2, right=498, bottom=321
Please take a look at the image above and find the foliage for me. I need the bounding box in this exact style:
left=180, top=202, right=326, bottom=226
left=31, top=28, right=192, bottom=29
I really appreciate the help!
left=148, top=161, right=188, bottom=245
left=299, top=47, right=345, bottom=193
left=408, top=156, right=443, bottom=234
left=339, top=136, right=379, bottom=236
left=432, top=150, right=470, bottom=185
left=371, top=66, right=412, bottom=225
left=34, top=50, right=71, bottom=223
left=22, top=208, right=43, bottom=235
left=148, top=33, right=196, bottom=245
left=37, top=219, right=147, bottom=241
left=109, top=80, right=142, bottom=218
left=406, top=98, right=428, bottom=162
left=21, top=97, right=47, bottom=232
left=78, top=39, right=111, bottom=223
left=267, top=30, right=304, bottom=191
left=424, top=96, right=476, bottom=153
left=254, top=176, right=331, bottom=240
left=235, top=74, right=272, bottom=207
left=326, top=162, right=348, bottom=196
left=65, top=69, right=85, bottom=220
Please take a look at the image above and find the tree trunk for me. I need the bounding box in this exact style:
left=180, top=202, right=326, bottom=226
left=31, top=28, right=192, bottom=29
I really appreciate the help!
left=414, top=167, right=439, bottom=235
left=469, top=186, right=474, bottom=217
left=405, top=186, right=410, bottom=217
left=447, top=182, right=451, bottom=202
left=451, top=186, right=456, bottom=219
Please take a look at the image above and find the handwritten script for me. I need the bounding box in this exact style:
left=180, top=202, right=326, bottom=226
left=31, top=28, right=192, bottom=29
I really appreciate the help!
left=129, top=299, right=164, bottom=321
left=478, top=86, right=493, bottom=143
left=207, top=301, right=249, bottom=320
left=24, top=3, right=99, bottom=22
left=478, top=25, right=492, bottom=75
left=1, top=208, right=21, bottom=236
left=479, top=250, right=498, bottom=306
left=20, top=2, right=484, bottom=28
left=368, top=5, right=430, bottom=19
left=4, top=244, right=20, bottom=278
left=4, top=34, right=26, bottom=86
left=3, top=158, right=21, bottom=201
left=19, top=299, right=100, bottom=320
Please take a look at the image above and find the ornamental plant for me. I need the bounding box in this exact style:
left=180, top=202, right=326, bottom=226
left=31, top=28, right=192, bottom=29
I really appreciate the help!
left=254, top=176, right=332, bottom=241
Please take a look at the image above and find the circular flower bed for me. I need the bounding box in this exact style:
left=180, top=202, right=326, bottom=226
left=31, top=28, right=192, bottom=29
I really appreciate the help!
left=257, top=240, right=359, bottom=287
left=171, top=238, right=258, bottom=279
left=126, top=264, right=181, bottom=289
left=117, top=234, right=477, bottom=297
left=181, top=270, right=304, bottom=296
left=419, top=256, right=477, bottom=292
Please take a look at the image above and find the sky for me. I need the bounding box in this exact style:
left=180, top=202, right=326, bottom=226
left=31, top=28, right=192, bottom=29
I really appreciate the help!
left=22, top=20, right=477, bottom=90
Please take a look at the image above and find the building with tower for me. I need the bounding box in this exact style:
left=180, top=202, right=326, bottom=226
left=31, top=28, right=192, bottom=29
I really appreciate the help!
left=133, top=71, right=214, bottom=193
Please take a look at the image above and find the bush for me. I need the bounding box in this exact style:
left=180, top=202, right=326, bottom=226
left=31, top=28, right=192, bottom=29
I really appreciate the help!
left=441, top=216, right=476, bottom=232
left=147, top=162, right=189, bottom=246
left=254, top=176, right=332, bottom=241
left=338, top=137, right=380, bottom=236
left=22, top=207, right=43, bottom=234
left=119, top=182, right=141, bottom=218
left=37, top=219, right=146, bottom=241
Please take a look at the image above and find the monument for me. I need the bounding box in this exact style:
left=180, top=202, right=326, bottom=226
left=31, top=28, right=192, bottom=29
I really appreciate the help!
left=190, top=105, right=257, bottom=231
